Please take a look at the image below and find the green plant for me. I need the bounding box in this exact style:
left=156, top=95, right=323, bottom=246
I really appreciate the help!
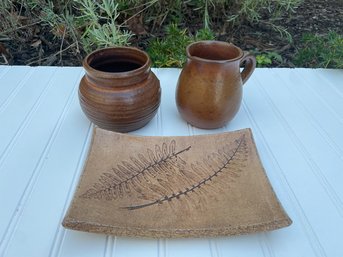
left=74, top=0, right=132, bottom=52
left=147, top=24, right=215, bottom=67
left=0, top=0, right=131, bottom=60
left=256, top=51, right=283, bottom=67
left=117, top=0, right=182, bottom=30
left=0, top=0, right=304, bottom=66
left=268, top=23, right=293, bottom=43
left=294, top=31, right=343, bottom=68
left=0, top=0, right=42, bottom=41
left=226, top=0, right=301, bottom=43
left=237, top=0, right=302, bottom=23
left=39, top=2, right=80, bottom=51
left=115, top=0, right=301, bottom=42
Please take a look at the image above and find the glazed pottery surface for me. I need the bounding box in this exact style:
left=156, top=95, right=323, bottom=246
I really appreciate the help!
left=176, top=41, right=256, bottom=129
left=79, top=47, right=161, bottom=132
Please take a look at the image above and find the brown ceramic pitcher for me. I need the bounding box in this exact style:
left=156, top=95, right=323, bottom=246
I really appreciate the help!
left=176, top=41, right=256, bottom=129
left=79, top=47, right=161, bottom=132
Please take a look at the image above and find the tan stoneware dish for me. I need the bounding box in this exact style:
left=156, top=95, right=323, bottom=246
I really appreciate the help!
left=79, top=47, right=161, bottom=132
left=176, top=41, right=256, bottom=129
left=63, top=127, right=292, bottom=238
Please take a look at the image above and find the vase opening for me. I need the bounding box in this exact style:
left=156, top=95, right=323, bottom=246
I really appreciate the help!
left=86, top=47, right=148, bottom=73
left=91, top=61, right=141, bottom=73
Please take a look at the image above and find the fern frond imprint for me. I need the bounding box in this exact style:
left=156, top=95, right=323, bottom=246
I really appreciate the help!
left=80, top=140, right=191, bottom=200
left=125, top=134, right=248, bottom=210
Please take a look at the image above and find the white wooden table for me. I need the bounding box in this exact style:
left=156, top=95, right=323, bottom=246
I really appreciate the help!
left=0, top=66, right=342, bottom=257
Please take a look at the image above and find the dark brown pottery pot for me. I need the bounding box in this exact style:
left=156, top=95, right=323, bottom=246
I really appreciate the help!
left=176, top=41, right=256, bottom=129
left=79, top=47, right=161, bottom=132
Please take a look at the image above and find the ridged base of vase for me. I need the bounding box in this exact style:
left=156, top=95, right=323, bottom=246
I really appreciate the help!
left=80, top=97, right=160, bottom=133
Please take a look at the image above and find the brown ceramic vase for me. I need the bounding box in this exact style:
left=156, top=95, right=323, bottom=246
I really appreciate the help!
left=79, top=47, right=161, bottom=132
left=176, top=41, right=256, bottom=129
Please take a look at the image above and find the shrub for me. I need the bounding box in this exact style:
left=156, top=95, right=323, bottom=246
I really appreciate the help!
left=0, top=0, right=303, bottom=66
left=0, top=0, right=132, bottom=56
left=74, top=0, right=132, bottom=52
left=116, top=0, right=302, bottom=40
left=256, top=51, right=283, bottom=67
left=294, top=31, right=343, bottom=68
left=147, top=24, right=215, bottom=67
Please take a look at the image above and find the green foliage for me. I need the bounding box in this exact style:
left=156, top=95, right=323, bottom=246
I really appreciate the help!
left=195, top=27, right=215, bottom=41
left=232, top=0, right=301, bottom=43
left=147, top=24, right=215, bottom=67
left=256, top=52, right=283, bottom=67
left=237, top=0, right=302, bottom=23
left=117, top=0, right=301, bottom=42
left=116, top=0, right=182, bottom=27
left=0, top=0, right=304, bottom=66
left=295, top=31, right=343, bottom=68
left=269, top=23, right=293, bottom=43
left=40, top=2, right=81, bottom=50
left=0, top=0, right=131, bottom=54
left=75, top=0, right=132, bottom=51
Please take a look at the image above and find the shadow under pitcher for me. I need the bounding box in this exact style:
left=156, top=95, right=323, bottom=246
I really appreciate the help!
left=176, top=40, right=256, bottom=129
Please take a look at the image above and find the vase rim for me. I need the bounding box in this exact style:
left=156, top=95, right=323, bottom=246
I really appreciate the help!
left=83, top=46, right=151, bottom=79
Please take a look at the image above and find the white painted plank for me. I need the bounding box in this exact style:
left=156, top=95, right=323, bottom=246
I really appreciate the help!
left=293, top=69, right=343, bottom=123
left=0, top=67, right=57, bottom=159
left=244, top=72, right=343, bottom=256
left=255, top=69, right=343, bottom=211
left=0, top=67, right=83, bottom=248
left=0, top=66, right=31, bottom=106
left=2, top=67, right=93, bottom=257
left=312, top=69, right=343, bottom=96
left=215, top=235, right=265, bottom=257
left=0, top=65, right=9, bottom=71
left=114, top=237, right=158, bottom=257
left=165, top=239, right=213, bottom=257
left=57, top=231, right=107, bottom=257
left=293, top=69, right=343, bottom=120
left=280, top=69, right=343, bottom=155
left=0, top=66, right=10, bottom=80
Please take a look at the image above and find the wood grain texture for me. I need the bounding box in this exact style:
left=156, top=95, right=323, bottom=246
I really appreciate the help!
left=62, top=127, right=291, bottom=238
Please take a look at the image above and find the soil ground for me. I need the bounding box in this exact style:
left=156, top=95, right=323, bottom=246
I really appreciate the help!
left=1, top=0, right=342, bottom=67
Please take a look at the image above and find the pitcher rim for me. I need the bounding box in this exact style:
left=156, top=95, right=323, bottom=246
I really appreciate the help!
left=186, top=40, right=244, bottom=63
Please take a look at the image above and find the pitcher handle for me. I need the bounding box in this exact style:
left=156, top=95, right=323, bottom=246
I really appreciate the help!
left=240, top=51, right=256, bottom=85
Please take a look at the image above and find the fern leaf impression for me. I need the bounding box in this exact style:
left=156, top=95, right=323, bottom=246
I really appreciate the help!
left=125, top=135, right=247, bottom=210
left=81, top=140, right=191, bottom=200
